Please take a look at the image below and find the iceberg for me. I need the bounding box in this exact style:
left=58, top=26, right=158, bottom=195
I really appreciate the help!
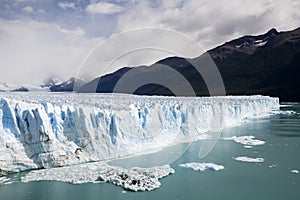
left=225, top=135, right=266, bottom=146
left=269, top=110, right=298, bottom=115
left=234, top=156, right=264, bottom=163
left=0, top=93, right=279, bottom=174
left=290, top=170, right=299, bottom=174
left=179, top=162, right=224, bottom=171
left=21, top=162, right=174, bottom=191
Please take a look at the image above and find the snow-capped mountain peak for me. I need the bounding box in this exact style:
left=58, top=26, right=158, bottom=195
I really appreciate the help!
left=41, top=77, right=63, bottom=88
left=0, top=77, right=87, bottom=93
left=49, top=77, right=87, bottom=92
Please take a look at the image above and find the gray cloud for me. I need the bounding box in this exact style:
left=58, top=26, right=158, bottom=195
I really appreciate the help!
left=116, top=0, right=300, bottom=49
left=0, top=19, right=103, bottom=85
left=22, top=6, right=34, bottom=13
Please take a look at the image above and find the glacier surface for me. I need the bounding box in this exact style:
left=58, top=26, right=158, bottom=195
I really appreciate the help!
left=0, top=93, right=279, bottom=174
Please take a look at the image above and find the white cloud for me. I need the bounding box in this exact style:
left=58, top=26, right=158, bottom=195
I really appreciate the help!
left=22, top=6, right=34, bottom=14
left=21, top=6, right=45, bottom=14
left=56, top=25, right=86, bottom=37
left=86, top=2, right=125, bottom=14
left=57, top=1, right=76, bottom=10
left=0, top=18, right=103, bottom=85
left=38, top=9, right=45, bottom=14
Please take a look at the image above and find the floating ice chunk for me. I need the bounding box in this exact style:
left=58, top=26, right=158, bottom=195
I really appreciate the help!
left=179, top=162, right=224, bottom=171
left=291, top=170, right=299, bottom=174
left=269, top=110, right=297, bottom=115
left=234, top=156, right=264, bottom=163
left=21, top=162, right=174, bottom=192
left=0, top=177, right=11, bottom=185
left=225, top=136, right=265, bottom=146
left=279, top=105, right=293, bottom=107
left=269, top=165, right=278, bottom=168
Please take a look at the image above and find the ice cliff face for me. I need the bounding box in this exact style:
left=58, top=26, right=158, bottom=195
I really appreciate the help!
left=0, top=93, right=279, bottom=174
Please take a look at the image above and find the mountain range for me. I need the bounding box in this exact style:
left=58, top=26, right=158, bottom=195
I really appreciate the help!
left=44, top=77, right=87, bottom=92
left=0, top=77, right=86, bottom=93
left=1, top=27, right=299, bottom=101
left=78, top=27, right=300, bottom=102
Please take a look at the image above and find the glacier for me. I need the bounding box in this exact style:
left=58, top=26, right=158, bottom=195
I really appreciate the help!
left=0, top=93, right=279, bottom=175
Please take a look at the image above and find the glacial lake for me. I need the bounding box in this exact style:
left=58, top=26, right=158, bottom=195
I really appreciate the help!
left=1, top=103, right=299, bottom=200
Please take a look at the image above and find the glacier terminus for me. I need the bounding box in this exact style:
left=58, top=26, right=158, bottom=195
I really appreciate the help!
left=0, top=93, right=279, bottom=177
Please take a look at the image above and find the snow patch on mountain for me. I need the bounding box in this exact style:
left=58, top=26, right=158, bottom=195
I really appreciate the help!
left=254, top=40, right=267, bottom=47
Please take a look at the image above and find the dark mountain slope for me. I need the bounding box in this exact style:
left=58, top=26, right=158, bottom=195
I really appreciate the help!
left=79, top=27, right=300, bottom=101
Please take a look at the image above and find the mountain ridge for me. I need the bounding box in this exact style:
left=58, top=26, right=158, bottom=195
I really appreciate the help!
left=79, top=27, right=300, bottom=101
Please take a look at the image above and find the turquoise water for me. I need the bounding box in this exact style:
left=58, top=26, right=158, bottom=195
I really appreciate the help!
left=1, top=104, right=300, bottom=200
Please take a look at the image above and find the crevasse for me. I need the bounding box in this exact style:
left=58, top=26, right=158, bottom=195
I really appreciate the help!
left=0, top=93, right=279, bottom=174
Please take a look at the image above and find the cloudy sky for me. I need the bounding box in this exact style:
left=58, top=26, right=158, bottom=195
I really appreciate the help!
left=0, top=0, right=299, bottom=85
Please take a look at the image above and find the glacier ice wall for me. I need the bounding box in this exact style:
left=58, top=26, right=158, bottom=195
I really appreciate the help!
left=0, top=93, right=279, bottom=174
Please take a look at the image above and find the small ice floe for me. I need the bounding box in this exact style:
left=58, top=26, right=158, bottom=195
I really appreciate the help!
left=225, top=135, right=265, bottom=146
left=234, top=156, right=264, bottom=163
left=179, top=162, right=224, bottom=171
left=0, top=176, right=11, bottom=185
left=280, top=105, right=293, bottom=107
left=269, top=165, right=278, bottom=168
left=290, top=170, right=299, bottom=174
left=269, top=110, right=297, bottom=115
left=21, top=162, right=175, bottom=192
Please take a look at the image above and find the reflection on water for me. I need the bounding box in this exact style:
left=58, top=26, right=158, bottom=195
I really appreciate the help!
left=269, top=104, right=300, bottom=138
